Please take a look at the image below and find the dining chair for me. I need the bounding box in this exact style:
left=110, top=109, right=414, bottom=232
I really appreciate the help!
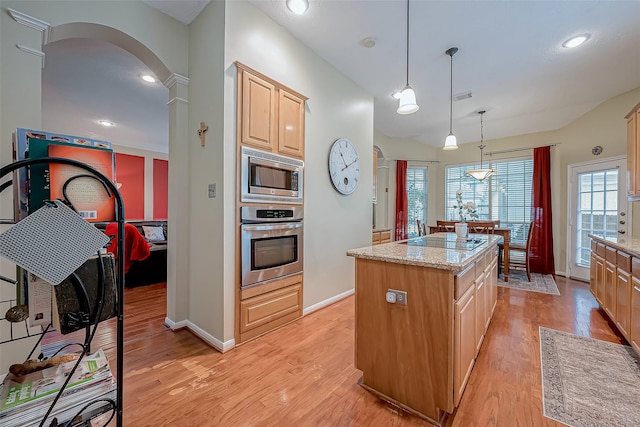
left=500, top=221, right=534, bottom=281
left=436, top=220, right=457, bottom=232
left=467, top=221, right=496, bottom=234
left=416, top=219, right=426, bottom=236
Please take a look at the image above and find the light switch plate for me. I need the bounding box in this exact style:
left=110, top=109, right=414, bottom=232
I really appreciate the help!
left=208, top=183, right=216, bottom=198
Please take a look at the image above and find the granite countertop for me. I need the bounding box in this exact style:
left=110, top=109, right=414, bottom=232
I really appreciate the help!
left=589, top=234, right=640, bottom=258
left=347, top=232, right=501, bottom=272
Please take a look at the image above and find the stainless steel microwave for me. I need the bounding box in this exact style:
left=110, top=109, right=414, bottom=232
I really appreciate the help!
left=241, top=147, right=303, bottom=204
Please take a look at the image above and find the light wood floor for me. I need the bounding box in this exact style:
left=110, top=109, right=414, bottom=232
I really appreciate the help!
left=44, top=276, right=626, bottom=426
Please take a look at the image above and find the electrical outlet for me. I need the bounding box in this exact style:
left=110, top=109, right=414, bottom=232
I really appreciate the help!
left=386, top=289, right=408, bottom=305
left=208, top=183, right=216, bottom=198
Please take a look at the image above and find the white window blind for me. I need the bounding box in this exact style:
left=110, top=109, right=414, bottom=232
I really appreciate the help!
left=407, top=166, right=428, bottom=238
left=445, top=157, right=533, bottom=242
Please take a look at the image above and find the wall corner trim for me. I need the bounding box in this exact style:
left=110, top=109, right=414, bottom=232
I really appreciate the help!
left=16, top=44, right=45, bottom=68
left=164, top=316, right=235, bottom=353
left=167, top=97, right=189, bottom=106
left=302, top=288, right=355, bottom=316
left=163, top=73, right=189, bottom=88
left=7, top=8, right=51, bottom=45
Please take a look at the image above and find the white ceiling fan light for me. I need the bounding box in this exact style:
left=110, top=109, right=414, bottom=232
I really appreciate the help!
left=397, top=0, right=418, bottom=115
left=286, top=0, right=309, bottom=15
left=562, top=34, right=591, bottom=48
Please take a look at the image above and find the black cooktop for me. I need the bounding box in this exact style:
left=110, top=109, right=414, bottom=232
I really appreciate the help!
left=402, top=235, right=486, bottom=251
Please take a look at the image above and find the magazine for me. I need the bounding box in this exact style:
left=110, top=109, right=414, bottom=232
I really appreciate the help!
left=0, top=349, right=112, bottom=414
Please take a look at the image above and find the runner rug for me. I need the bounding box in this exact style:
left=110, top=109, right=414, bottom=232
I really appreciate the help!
left=539, top=327, right=640, bottom=426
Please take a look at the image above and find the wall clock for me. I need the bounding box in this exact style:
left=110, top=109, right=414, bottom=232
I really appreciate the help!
left=328, top=138, right=360, bottom=195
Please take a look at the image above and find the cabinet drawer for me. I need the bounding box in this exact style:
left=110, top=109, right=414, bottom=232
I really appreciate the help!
left=617, top=251, right=632, bottom=273
left=606, top=246, right=617, bottom=263
left=380, top=230, right=391, bottom=242
left=475, top=256, right=486, bottom=273
left=455, top=264, right=475, bottom=299
left=372, top=232, right=380, bottom=245
left=240, top=283, right=302, bottom=334
left=596, top=243, right=606, bottom=257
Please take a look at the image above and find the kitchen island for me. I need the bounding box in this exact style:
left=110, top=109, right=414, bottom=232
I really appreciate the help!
left=347, top=233, right=501, bottom=426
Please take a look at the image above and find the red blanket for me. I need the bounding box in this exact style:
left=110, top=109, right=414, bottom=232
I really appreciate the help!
left=104, top=223, right=151, bottom=273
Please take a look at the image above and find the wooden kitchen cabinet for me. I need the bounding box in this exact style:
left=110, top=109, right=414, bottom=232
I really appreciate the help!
left=372, top=229, right=391, bottom=245
left=631, top=276, right=640, bottom=354
left=454, top=284, right=476, bottom=407
left=626, top=102, right=640, bottom=200
left=590, top=236, right=640, bottom=357
left=475, top=271, right=486, bottom=355
left=239, top=277, right=303, bottom=343
left=237, top=62, right=307, bottom=159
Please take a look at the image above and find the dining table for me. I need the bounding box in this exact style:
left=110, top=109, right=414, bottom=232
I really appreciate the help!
left=429, top=225, right=511, bottom=282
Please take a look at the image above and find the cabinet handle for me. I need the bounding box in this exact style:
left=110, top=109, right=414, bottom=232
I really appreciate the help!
left=634, top=285, right=640, bottom=292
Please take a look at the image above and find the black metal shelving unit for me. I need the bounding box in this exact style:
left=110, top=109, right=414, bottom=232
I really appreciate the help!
left=0, top=157, right=125, bottom=427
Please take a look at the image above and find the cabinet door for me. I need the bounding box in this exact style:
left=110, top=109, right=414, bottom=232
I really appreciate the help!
left=631, top=277, right=640, bottom=354
left=277, top=89, right=305, bottom=158
left=240, top=283, right=302, bottom=338
left=242, top=71, right=276, bottom=151
left=490, top=259, right=498, bottom=316
left=595, top=255, right=605, bottom=305
left=590, top=253, right=597, bottom=298
left=475, top=272, right=486, bottom=356
left=616, top=268, right=631, bottom=339
left=604, top=261, right=617, bottom=319
left=483, top=264, right=493, bottom=330
left=454, top=285, right=476, bottom=407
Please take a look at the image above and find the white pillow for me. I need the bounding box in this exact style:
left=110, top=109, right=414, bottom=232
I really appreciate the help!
left=142, top=225, right=165, bottom=241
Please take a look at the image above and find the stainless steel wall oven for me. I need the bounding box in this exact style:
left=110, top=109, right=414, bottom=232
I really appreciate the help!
left=240, top=206, right=303, bottom=288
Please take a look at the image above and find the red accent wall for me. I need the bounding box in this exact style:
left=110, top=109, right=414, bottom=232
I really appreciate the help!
left=114, top=153, right=145, bottom=220
left=153, top=159, right=168, bottom=220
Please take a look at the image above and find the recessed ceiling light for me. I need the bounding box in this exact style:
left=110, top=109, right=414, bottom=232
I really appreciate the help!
left=562, top=34, right=590, bottom=48
left=360, top=37, right=376, bottom=48
left=98, top=120, right=114, bottom=127
left=286, top=0, right=309, bottom=15
left=391, top=91, right=402, bottom=100
left=141, top=74, right=156, bottom=83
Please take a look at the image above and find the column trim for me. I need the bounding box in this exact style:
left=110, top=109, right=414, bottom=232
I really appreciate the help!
left=163, top=73, right=190, bottom=89
left=7, top=8, right=51, bottom=45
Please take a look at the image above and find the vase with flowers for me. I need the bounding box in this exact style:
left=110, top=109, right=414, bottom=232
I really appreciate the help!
left=452, top=190, right=478, bottom=238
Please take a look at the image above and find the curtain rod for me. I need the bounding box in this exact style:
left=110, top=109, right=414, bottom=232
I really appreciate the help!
left=484, top=143, right=560, bottom=157
left=383, top=158, right=440, bottom=163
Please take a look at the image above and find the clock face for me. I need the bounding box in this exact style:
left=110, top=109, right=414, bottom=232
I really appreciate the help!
left=328, top=138, right=360, bottom=195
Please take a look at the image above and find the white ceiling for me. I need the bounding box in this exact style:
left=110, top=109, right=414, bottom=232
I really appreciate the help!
left=42, top=0, right=640, bottom=152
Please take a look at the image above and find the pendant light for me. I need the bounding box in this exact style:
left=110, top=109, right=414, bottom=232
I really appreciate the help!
left=397, top=0, right=418, bottom=114
left=465, top=110, right=497, bottom=181
left=443, top=47, right=459, bottom=150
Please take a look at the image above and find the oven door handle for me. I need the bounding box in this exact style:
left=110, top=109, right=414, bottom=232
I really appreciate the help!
left=241, top=222, right=303, bottom=232
left=250, top=157, right=300, bottom=172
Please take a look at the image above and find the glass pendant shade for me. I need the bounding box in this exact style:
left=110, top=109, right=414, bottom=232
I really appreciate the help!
left=397, top=85, right=419, bottom=114
left=443, top=133, right=458, bottom=150
left=465, top=168, right=496, bottom=181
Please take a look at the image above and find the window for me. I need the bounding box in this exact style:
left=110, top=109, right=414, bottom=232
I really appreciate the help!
left=407, top=166, right=428, bottom=238
left=445, top=157, right=533, bottom=242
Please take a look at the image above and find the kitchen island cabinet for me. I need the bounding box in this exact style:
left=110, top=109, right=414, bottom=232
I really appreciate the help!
left=347, top=233, right=500, bottom=425
left=589, top=234, right=640, bottom=355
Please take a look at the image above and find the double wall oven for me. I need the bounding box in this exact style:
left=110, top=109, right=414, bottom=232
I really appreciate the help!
left=240, top=205, right=303, bottom=288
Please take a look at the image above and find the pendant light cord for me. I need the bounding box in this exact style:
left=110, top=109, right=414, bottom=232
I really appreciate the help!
left=449, top=53, right=453, bottom=133
left=479, top=111, right=485, bottom=168
left=405, top=0, right=410, bottom=86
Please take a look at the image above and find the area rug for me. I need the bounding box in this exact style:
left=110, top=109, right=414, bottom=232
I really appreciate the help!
left=539, top=327, right=640, bottom=427
left=498, top=270, right=560, bottom=295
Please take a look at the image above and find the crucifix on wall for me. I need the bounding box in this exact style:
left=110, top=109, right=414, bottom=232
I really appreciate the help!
left=198, top=121, right=208, bottom=147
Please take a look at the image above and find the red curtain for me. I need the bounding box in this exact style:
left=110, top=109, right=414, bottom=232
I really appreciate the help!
left=530, top=146, right=555, bottom=274
left=395, top=160, right=409, bottom=241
